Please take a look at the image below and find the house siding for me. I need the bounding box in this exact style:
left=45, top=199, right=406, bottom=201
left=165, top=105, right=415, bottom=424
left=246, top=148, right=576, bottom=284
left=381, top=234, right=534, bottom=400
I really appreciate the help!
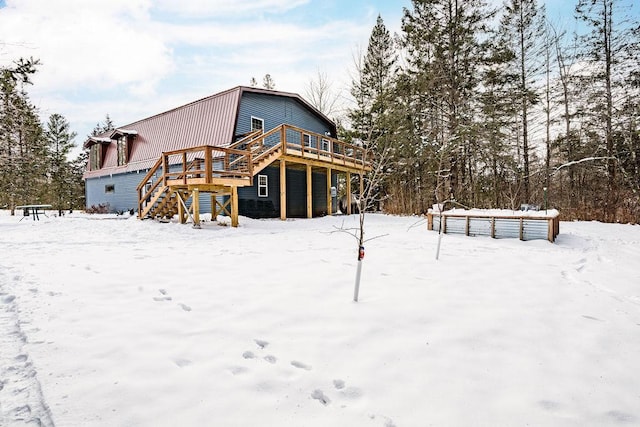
left=236, top=92, right=332, bottom=139
left=86, top=172, right=144, bottom=213
left=238, top=166, right=280, bottom=218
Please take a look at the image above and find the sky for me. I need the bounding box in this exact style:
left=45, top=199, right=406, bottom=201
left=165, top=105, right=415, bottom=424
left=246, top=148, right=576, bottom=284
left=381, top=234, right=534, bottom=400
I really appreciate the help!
left=0, top=0, right=637, bottom=157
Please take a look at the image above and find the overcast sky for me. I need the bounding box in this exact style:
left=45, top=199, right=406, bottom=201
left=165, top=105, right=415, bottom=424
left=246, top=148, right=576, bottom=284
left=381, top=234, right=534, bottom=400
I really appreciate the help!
left=0, top=0, right=637, bottom=154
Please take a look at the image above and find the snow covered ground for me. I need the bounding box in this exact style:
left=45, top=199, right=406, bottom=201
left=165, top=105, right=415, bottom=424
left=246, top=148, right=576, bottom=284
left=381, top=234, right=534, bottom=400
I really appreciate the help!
left=0, top=211, right=639, bottom=426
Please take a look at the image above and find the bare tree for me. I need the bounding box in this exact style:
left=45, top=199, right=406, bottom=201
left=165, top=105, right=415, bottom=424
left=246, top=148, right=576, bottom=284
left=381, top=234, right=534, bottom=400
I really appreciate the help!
left=305, top=68, right=340, bottom=118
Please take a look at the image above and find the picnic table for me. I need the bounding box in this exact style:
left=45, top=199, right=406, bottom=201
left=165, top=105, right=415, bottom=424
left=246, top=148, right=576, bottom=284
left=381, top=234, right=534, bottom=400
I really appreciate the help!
left=16, top=204, right=52, bottom=221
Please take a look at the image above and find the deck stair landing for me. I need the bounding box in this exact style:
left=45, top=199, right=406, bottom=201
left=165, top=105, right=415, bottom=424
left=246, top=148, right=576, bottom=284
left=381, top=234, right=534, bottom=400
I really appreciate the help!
left=137, top=124, right=371, bottom=226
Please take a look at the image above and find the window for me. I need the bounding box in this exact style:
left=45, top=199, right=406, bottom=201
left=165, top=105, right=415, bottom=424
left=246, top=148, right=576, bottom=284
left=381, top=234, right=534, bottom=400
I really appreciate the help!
left=89, top=144, right=102, bottom=171
left=321, top=138, right=331, bottom=152
left=117, top=136, right=128, bottom=166
left=105, top=184, right=115, bottom=193
left=257, top=174, right=268, bottom=197
left=303, top=133, right=311, bottom=147
left=251, top=116, right=264, bottom=132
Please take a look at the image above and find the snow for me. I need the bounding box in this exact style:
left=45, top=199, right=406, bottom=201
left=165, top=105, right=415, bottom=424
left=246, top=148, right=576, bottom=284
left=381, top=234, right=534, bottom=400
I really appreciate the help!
left=430, top=207, right=560, bottom=218
left=1, top=211, right=639, bottom=426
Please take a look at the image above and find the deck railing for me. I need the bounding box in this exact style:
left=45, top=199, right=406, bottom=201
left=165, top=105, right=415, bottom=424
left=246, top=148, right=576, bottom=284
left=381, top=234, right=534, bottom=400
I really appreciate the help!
left=228, top=124, right=371, bottom=170
left=137, top=144, right=253, bottom=218
left=137, top=124, right=372, bottom=218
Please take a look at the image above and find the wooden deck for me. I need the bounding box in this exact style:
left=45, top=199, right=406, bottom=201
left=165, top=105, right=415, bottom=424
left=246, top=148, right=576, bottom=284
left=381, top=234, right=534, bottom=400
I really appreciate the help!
left=137, top=124, right=372, bottom=226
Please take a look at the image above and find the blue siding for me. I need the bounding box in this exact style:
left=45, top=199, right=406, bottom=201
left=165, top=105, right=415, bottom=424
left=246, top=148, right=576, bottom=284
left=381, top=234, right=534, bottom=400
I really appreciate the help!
left=236, top=92, right=331, bottom=137
left=86, top=172, right=144, bottom=213
left=235, top=165, right=335, bottom=218
left=238, top=166, right=280, bottom=218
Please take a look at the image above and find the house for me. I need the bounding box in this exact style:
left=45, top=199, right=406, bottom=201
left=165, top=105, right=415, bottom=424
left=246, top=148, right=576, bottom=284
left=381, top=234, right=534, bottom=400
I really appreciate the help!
left=83, top=86, right=371, bottom=226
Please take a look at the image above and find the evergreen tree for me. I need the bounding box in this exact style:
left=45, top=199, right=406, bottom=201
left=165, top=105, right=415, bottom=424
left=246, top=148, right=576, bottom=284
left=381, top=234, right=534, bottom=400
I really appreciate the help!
left=575, top=0, right=636, bottom=221
left=262, top=74, right=276, bottom=90
left=0, top=58, right=45, bottom=214
left=348, top=15, right=397, bottom=210
left=350, top=15, right=396, bottom=146
left=401, top=0, right=492, bottom=207
left=499, top=0, right=546, bottom=203
left=45, top=113, right=77, bottom=215
left=91, top=114, right=114, bottom=136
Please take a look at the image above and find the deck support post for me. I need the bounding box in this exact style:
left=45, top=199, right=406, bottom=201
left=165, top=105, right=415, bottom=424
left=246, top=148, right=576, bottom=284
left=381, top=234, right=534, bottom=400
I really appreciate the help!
left=326, top=167, right=332, bottom=216
left=231, top=186, right=239, bottom=227
left=346, top=171, right=352, bottom=215
left=192, top=187, right=200, bottom=227
left=177, top=191, right=186, bottom=224
left=280, top=160, right=287, bottom=220
left=306, top=164, right=312, bottom=219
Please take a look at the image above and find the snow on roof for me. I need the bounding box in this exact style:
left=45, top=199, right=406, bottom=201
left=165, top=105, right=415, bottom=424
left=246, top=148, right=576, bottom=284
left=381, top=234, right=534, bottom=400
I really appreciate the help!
left=82, top=136, right=112, bottom=148
left=429, top=207, right=560, bottom=218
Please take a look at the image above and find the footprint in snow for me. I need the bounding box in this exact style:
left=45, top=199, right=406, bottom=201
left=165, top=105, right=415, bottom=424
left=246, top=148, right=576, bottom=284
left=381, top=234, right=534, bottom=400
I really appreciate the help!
left=243, top=351, right=256, bottom=359
left=333, top=379, right=345, bottom=390
left=153, top=289, right=172, bottom=302
left=264, top=355, right=277, bottom=364
left=173, top=358, right=192, bottom=368
left=178, top=303, right=191, bottom=312
left=311, top=389, right=330, bottom=406
left=291, top=360, right=312, bottom=371
left=255, top=339, right=269, bottom=349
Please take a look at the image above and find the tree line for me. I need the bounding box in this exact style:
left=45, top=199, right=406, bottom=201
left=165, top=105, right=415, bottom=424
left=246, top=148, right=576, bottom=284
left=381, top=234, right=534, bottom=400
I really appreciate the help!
left=3, top=0, right=638, bottom=223
left=0, top=58, right=85, bottom=215
left=341, top=0, right=639, bottom=223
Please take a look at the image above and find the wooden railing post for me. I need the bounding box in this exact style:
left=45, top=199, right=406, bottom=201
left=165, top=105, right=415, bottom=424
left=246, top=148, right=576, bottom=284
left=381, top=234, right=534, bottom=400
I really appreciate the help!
left=205, top=148, right=212, bottom=184
left=281, top=125, right=286, bottom=155
left=162, top=155, right=169, bottom=186
left=182, top=152, right=187, bottom=184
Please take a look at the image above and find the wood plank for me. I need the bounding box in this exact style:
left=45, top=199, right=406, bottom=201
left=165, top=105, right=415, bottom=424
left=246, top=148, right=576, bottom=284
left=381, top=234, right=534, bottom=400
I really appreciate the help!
left=280, top=155, right=370, bottom=174
left=231, top=186, right=239, bottom=227
left=280, top=159, right=287, bottom=220
left=306, top=164, right=312, bottom=219
left=326, top=167, right=332, bottom=216
left=177, top=191, right=185, bottom=224
left=193, top=187, right=200, bottom=225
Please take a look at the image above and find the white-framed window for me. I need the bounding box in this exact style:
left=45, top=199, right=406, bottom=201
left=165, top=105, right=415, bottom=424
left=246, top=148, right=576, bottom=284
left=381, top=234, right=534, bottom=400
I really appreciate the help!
left=321, top=138, right=330, bottom=152
left=257, top=174, right=268, bottom=197
left=303, top=133, right=311, bottom=147
left=251, top=116, right=264, bottom=132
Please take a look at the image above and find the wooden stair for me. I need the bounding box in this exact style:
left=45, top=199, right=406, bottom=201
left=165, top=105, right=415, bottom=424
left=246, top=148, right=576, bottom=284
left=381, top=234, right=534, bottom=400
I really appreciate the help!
left=136, top=124, right=372, bottom=226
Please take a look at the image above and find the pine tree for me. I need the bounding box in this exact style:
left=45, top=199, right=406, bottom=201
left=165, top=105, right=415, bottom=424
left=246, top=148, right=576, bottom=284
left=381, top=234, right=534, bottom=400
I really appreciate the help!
left=262, top=74, right=276, bottom=90
left=401, top=0, right=491, bottom=207
left=499, top=0, right=545, bottom=203
left=91, top=114, right=114, bottom=136
left=575, top=0, right=634, bottom=221
left=0, top=58, right=44, bottom=214
left=45, top=113, right=77, bottom=215
left=353, top=14, right=396, bottom=146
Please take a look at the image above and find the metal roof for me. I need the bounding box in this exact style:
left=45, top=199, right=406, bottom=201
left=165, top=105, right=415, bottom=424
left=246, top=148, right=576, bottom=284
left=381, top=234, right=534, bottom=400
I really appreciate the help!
left=83, top=86, right=336, bottom=179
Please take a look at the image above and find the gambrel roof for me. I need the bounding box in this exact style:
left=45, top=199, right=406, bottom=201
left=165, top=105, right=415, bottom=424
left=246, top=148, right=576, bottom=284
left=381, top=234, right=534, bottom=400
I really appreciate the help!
left=83, top=86, right=336, bottom=178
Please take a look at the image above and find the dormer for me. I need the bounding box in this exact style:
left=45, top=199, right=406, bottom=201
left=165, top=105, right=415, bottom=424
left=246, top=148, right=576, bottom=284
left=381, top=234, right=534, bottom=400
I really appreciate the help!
left=83, top=136, right=111, bottom=171
left=110, top=128, right=138, bottom=166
